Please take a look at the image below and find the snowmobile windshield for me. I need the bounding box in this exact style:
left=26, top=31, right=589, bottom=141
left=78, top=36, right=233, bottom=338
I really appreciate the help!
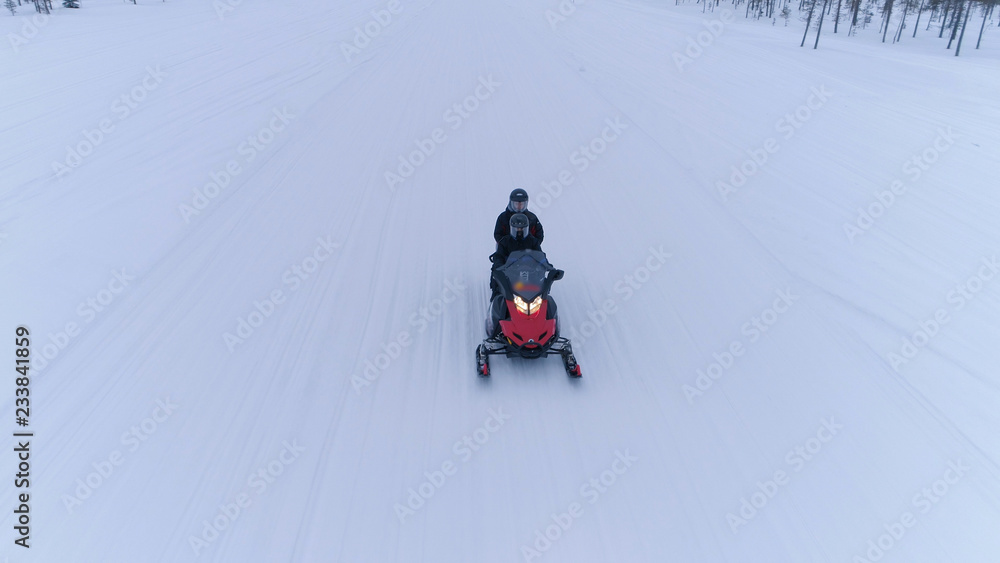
left=496, top=250, right=551, bottom=302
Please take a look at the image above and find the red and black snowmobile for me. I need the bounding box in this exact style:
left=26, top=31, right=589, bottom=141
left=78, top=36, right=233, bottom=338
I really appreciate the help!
left=476, top=249, right=581, bottom=378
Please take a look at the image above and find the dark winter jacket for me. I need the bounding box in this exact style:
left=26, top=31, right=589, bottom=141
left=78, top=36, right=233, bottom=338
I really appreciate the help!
left=494, top=209, right=544, bottom=244
left=490, top=234, right=542, bottom=269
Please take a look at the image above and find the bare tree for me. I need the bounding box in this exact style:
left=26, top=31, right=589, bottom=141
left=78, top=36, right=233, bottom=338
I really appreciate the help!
left=802, top=0, right=819, bottom=44
left=954, top=0, right=973, bottom=52
left=977, top=1, right=995, bottom=48
left=912, top=0, right=926, bottom=36
left=926, top=3, right=937, bottom=29
left=893, top=0, right=909, bottom=41
left=815, top=0, right=832, bottom=45
left=947, top=0, right=965, bottom=47
left=850, top=0, right=863, bottom=31
left=882, top=0, right=896, bottom=41
left=939, top=0, right=952, bottom=36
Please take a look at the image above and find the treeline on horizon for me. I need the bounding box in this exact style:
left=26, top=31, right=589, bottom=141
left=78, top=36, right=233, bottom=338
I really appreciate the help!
left=686, top=0, right=996, bottom=54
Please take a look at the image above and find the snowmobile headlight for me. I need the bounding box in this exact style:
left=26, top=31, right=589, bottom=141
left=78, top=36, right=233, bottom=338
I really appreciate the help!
left=513, top=295, right=530, bottom=315
left=529, top=296, right=543, bottom=315
left=514, top=295, right=543, bottom=316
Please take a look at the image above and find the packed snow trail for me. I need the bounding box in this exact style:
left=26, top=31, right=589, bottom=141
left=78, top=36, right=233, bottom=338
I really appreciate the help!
left=2, top=0, right=1000, bottom=561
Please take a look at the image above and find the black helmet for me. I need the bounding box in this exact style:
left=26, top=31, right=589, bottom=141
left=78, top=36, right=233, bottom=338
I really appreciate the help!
left=509, top=213, right=529, bottom=239
left=508, top=188, right=528, bottom=213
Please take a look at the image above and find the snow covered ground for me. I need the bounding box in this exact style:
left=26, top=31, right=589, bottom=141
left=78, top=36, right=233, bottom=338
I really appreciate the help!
left=2, top=0, right=1000, bottom=561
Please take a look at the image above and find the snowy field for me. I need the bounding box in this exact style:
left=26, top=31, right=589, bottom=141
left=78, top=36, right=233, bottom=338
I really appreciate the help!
left=2, top=0, right=1000, bottom=561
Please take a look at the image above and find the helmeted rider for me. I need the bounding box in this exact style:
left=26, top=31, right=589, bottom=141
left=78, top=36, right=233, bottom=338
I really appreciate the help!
left=494, top=188, right=543, bottom=244
left=489, top=213, right=542, bottom=300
